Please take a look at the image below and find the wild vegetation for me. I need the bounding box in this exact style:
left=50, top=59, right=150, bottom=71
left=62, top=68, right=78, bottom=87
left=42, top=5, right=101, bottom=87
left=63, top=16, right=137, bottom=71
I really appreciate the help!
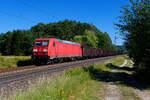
left=0, top=56, right=31, bottom=69
left=2, top=56, right=126, bottom=100
left=116, top=0, right=150, bottom=82
left=0, top=20, right=117, bottom=56
left=3, top=56, right=145, bottom=100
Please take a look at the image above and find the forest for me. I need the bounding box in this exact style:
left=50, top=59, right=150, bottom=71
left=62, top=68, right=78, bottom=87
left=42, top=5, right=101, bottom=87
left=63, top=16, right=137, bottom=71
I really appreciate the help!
left=0, top=20, right=117, bottom=56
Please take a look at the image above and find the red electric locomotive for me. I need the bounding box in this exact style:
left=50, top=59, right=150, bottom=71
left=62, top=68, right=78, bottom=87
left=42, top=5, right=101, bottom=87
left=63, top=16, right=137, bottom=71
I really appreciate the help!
left=32, top=38, right=123, bottom=65
left=32, top=38, right=82, bottom=64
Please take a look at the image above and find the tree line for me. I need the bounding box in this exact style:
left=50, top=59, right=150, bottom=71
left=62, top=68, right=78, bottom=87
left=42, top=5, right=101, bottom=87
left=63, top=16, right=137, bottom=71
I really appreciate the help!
left=0, top=20, right=117, bottom=56
left=117, top=0, right=150, bottom=81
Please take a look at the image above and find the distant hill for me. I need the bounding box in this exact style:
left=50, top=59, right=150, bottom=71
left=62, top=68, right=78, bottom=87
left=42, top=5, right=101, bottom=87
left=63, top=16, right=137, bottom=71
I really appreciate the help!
left=0, top=19, right=117, bottom=56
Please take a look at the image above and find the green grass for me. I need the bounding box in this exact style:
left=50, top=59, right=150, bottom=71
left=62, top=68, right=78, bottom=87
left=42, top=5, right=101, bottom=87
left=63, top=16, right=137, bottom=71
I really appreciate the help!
left=105, top=56, right=125, bottom=71
left=110, top=56, right=125, bottom=66
left=3, top=56, right=140, bottom=100
left=3, top=57, right=120, bottom=100
left=0, top=56, right=31, bottom=69
left=119, top=84, right=140, bottom=100
left=4, top=67, right=101, bottom=100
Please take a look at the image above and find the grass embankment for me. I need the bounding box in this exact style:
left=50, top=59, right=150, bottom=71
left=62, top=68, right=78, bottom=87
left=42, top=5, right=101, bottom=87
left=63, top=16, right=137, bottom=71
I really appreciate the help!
left=110, top=56, right=125, bottom=66
left=0, top=56, right=31, bottom=69
left=3, top=56, right=128, bottom=100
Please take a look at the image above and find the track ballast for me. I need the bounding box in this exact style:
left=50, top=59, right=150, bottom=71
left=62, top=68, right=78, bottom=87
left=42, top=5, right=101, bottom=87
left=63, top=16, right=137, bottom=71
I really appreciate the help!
left=0, top=56, right=119, bottom=86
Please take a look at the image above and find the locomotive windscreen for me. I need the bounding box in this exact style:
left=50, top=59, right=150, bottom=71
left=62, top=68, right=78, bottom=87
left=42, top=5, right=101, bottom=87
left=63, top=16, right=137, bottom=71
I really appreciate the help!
left=35, top=40, right=49, bottom=46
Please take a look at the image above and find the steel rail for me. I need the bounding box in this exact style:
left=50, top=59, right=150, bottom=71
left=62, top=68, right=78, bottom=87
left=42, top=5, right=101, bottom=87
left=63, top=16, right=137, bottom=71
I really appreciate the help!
left=0, top=56, right=117, bottom=86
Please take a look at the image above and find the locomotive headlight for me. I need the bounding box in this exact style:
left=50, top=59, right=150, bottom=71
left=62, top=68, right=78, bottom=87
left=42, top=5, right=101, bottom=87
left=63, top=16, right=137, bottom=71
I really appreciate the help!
left=43, top=49, right=48, bottom=52
left=33, top=49, right=38, bottom=52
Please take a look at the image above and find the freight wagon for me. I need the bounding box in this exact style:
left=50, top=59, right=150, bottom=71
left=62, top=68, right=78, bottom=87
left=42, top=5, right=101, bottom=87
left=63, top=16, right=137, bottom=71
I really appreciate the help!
left=32, top=38, right=122, bottom=64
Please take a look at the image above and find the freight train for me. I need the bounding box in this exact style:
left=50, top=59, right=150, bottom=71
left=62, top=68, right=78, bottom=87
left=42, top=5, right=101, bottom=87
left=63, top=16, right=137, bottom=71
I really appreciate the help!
left=32, top=38, right=122, bottom=64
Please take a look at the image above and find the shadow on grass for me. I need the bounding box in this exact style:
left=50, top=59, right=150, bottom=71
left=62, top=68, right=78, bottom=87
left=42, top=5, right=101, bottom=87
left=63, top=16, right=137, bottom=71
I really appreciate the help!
left=83, top=64, right=150, bottom=91
left=17, top=59, right=33, bottom=67
left=106, top=63, right=135, bottom=71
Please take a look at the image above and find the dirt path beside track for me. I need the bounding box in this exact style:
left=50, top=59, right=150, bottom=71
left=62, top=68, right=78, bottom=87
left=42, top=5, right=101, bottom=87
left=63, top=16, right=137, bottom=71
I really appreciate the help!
left=104, top=83, right=122, bottom=100
left=102, top=59, right=150, bottom=100
left=104, top=60, right=127, bottom=100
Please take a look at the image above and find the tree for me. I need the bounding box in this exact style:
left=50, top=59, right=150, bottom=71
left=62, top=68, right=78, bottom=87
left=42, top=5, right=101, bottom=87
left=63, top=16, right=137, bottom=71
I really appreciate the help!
left=116, top=0, right=150, bottom=79
left=11, top=30, right=24, bottom=55
left=30, top=20, right=93, bottom=41
left=21, top=31, right=34, bottom=55
left=97, top=32, right=116, bottom=50
left=0, top=33, right=5, bottom=54
left=74, top=30, right=98, bottom=48
left=4, top=32, right=13, bottom=55
left=31, top=23, right=46, bottom=38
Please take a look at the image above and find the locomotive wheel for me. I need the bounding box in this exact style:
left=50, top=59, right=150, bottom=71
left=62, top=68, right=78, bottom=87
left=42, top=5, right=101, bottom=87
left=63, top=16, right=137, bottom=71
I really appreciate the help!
left=35, top=61, right=41, bottom=66
left=58, top=58, right=64, bottom=63
left=47, top=59, right=52, bottom=65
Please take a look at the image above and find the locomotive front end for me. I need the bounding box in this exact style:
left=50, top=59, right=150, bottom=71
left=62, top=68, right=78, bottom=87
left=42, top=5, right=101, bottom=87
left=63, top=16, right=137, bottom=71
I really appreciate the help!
left=32, top=39, right=50, bottom=64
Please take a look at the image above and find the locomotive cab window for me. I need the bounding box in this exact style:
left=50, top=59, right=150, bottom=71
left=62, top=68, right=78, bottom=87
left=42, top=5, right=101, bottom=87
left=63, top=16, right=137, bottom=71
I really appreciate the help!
left=35, top=40, right=49, bottom=46
left=53, top=42, right=55, bottom=47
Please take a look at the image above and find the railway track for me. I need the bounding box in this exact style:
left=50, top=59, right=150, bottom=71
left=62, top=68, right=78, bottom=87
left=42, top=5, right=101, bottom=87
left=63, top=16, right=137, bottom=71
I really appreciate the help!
left=0, top=56, right=118, bottom=86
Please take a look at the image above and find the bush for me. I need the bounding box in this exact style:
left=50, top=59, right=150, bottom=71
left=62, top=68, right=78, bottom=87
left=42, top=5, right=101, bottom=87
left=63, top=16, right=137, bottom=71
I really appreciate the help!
left=135, top=63, right=150, bottom=83
left=117, top=0, right=150, bottom=80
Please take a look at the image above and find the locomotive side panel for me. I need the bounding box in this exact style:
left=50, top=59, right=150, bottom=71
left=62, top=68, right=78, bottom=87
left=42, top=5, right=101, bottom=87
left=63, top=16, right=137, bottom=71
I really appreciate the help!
left=52, top=39, right=82, bottom=58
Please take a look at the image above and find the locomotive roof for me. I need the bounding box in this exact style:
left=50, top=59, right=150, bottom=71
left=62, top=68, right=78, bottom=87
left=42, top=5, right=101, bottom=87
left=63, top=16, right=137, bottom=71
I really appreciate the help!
left=57, top=39, right=78, bottom=45
left=35, top=38, right=79, bottom=45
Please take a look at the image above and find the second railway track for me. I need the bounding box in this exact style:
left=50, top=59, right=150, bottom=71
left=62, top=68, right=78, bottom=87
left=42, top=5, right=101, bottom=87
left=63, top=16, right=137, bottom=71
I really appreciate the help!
left=0, top=56, right=119, bottom=86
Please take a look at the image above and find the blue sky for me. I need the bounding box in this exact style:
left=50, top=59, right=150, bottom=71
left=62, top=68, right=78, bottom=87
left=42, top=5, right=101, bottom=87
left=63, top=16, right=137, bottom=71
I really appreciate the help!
left=0, top=0, right=129, bottom=45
